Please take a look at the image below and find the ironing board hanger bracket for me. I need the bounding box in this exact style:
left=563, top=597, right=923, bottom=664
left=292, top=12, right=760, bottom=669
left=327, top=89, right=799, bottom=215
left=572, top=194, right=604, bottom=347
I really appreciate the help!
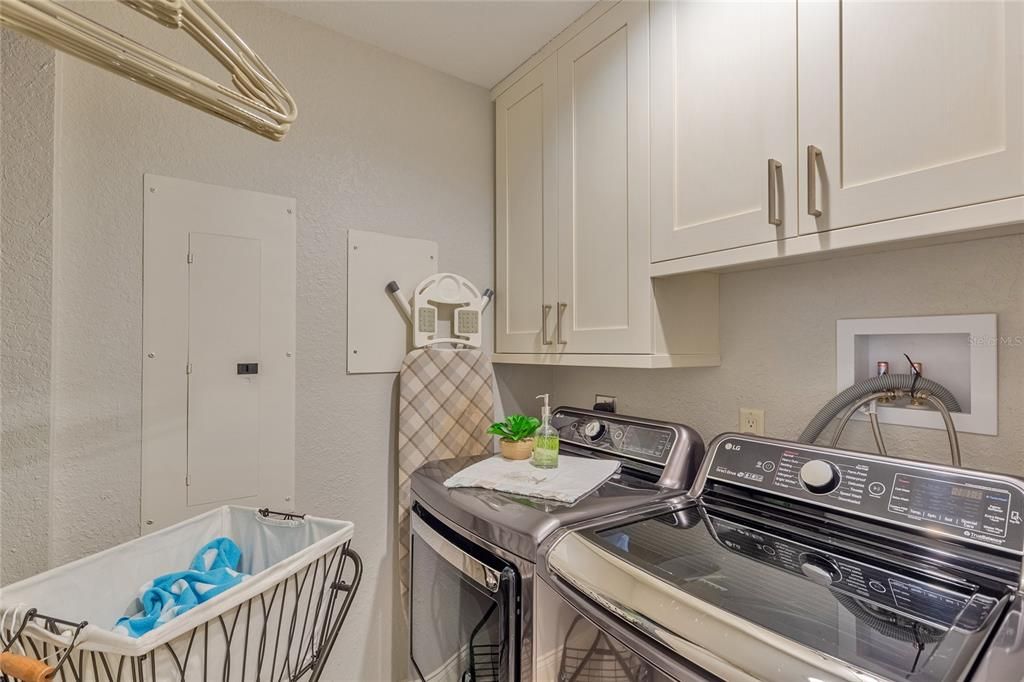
left=387, top=274, right=493, bottom=350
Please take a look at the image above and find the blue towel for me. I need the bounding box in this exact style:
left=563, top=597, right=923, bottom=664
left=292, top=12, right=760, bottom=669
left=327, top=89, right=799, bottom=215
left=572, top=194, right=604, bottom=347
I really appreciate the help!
left=114, top=537, right=249, bottom=638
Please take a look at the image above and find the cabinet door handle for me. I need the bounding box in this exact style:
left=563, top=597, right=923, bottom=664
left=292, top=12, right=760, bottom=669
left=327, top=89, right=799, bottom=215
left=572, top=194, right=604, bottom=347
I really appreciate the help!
left=807, top=145, right=823, bottom=217
left=768, top=158, right=782, bottom=226
left=541, top=304, right=553, bottom=345
left=556, top=302, right=567, bottom=345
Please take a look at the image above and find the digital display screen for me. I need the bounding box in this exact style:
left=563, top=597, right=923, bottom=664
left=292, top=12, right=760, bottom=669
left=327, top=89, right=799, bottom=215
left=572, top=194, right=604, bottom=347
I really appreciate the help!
left=951, top=485, right=984, bottom=501
left=888, top=473, right=1011, bottom=540
left=623, top=426, right=670, bottom=461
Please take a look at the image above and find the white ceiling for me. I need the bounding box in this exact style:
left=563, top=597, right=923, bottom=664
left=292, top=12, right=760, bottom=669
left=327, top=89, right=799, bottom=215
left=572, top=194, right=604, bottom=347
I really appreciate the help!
left=269, top=1, right=595, bottom=88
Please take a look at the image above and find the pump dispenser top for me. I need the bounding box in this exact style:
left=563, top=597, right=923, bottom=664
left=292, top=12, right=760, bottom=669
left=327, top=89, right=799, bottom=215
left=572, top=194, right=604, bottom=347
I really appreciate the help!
left=537, top=393, right=551, bottom=420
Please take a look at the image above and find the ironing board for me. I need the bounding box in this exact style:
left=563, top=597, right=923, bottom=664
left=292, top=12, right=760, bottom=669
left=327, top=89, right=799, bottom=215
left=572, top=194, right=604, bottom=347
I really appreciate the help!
left=397, top=346, right=495, bottom=598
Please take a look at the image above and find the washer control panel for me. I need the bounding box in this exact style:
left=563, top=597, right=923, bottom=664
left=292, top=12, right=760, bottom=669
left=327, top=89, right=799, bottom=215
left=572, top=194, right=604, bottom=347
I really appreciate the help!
left=702, top=435, right=1024, bottom=555
left=708, top=515, right=998, bottom=629
left=552, top=408, right=677, bottom=468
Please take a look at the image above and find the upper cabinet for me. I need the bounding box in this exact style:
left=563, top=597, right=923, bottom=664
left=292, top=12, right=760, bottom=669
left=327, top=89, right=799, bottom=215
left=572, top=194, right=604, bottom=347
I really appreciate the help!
left=640, top=0, right=1024, bottom=276
left=493, top=2, right=719, bottom=367
left=495, top=56, right=557, bottom=354
left=492, top=0, right=1023, bottom=363
left=556, top=1, right=651, bottom=353
left=650, top=0, right=797, bottom=260
left=799, top=0, right=1024, bottom=235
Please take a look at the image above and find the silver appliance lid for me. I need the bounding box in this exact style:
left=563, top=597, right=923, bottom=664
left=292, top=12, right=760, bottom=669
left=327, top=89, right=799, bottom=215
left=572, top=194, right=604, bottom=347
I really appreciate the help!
left=545, top=501, right=1013, bottom=682
left=542, top=433, right=1024, bottom=681
left=411, top=455, right=679, bottom=562
left=410, top=407, right=705, bottom=561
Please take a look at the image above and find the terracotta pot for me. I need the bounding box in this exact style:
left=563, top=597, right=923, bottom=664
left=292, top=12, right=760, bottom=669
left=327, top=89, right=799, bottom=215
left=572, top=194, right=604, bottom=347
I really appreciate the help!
left=499, top=438, right=534, bottom=461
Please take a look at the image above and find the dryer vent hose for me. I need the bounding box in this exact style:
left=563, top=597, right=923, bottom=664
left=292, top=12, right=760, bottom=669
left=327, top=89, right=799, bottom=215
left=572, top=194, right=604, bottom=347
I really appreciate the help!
left=798, top=374, right=961, bottom=445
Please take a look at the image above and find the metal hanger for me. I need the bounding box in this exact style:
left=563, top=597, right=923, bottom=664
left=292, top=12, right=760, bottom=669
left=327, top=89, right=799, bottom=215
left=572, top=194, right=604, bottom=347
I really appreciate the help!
left=0, top=0, right=297, bottom=140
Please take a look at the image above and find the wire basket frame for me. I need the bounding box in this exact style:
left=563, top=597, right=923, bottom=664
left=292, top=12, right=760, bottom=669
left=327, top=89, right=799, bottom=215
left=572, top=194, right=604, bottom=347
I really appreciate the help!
left=0, top=542, right=362, bottom=682
left=557, top=617, right=655, bottom=682
left=464, top=602, right=499, bottom=682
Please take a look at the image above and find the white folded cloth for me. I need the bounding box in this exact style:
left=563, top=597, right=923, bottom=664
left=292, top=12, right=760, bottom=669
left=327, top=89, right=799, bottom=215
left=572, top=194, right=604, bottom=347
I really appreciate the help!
left=443, top=454, right=620, bottom=503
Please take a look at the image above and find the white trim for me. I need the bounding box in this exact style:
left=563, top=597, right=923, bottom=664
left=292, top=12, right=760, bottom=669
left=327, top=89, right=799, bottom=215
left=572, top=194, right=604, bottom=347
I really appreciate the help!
left=491, top=352, right=720, bottom=368
left=651, top=195, right=1024, bottom=277
left=489, top=1, right=620, bottom=101
left=835, top=314, right=998, bottom=436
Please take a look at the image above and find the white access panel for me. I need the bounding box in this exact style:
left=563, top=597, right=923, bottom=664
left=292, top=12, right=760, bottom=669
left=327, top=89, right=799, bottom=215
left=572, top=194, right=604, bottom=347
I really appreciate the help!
left=347, top=229, right=437, bottom=374
left=836, top=314, right=997, bottom=436
left=143, top=174, right=296, bottom=533
left=187, top=233, right=261, bottom=505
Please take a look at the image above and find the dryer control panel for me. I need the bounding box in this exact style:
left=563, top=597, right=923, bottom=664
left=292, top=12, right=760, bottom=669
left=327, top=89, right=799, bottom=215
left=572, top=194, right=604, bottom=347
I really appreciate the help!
left=700, top=434, right=1024, bottom=555
left=552, top=408, right=677, bottom=468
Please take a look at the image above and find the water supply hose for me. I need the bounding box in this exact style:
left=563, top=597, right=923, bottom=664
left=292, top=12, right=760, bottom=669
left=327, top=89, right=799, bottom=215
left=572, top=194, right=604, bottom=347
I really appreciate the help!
left=830, top=391, right=892, bottom=451
left=868, top=407, right=888, bottom=457
left=918, top=392, right=962, bottom=468
left=799, top=374, right=960, bottom=444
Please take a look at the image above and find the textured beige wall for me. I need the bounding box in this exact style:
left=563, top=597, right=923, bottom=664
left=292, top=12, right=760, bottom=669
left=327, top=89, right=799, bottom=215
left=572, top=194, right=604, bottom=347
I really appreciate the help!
left=1, top=26, right=4, bottom=590
left=0, top=29, right=55, bottom=584
left=1, top=4, right=508, bottom=679
left=550, top=234, right=1024, bottom=475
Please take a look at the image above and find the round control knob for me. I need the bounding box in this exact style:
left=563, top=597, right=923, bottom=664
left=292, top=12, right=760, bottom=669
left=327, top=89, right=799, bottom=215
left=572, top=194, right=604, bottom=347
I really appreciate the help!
left=800, top=459, right=841, bottom=495
left=582, top=419, right=606, bottom=441
left=799, top=553, right=842, bottom=587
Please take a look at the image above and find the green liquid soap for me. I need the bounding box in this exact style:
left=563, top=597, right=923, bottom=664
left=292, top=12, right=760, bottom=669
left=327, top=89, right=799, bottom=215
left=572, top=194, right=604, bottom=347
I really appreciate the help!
left=532, top=393, right=559, bottom=469
left=532, top=434, right=559, bottom=469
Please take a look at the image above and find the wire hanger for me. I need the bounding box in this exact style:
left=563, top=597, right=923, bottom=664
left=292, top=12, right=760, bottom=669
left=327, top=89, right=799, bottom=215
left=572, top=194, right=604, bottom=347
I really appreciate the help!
left=0, top=0, right=297, bottom=140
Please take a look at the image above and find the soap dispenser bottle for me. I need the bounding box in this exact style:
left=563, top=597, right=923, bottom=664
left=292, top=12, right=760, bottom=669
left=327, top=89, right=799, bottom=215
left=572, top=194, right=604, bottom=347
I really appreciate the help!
left=532, top=394, right=559, bottom=469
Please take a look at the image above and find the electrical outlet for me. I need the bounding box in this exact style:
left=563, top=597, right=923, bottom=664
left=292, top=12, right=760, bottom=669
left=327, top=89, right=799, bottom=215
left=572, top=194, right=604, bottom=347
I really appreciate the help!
left=739, top=408, right=765, bottom=435
left=595, top=394, right=617, bottom=412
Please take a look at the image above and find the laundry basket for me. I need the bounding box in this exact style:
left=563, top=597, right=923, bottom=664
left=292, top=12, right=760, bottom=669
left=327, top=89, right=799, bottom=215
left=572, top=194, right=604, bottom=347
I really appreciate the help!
left=0, top=507, right=361, bottom=682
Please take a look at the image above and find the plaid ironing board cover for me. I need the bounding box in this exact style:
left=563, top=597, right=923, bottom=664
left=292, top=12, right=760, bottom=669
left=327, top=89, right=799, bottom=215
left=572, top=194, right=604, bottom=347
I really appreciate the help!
left=398, top=347, right=495, bottom=599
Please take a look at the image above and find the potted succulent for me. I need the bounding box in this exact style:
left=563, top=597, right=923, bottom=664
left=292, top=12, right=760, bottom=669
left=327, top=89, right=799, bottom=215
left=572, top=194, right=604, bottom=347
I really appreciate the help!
left=488, top=414, right=541, bottom=461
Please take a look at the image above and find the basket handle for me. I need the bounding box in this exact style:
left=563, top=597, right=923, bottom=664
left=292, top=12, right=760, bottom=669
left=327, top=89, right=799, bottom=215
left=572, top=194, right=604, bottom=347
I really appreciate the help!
left=0, top=652, right=55, bottom=682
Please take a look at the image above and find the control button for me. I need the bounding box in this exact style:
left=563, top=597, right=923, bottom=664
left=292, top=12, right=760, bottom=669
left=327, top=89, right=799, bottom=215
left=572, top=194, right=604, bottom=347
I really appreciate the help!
left=799, top=553, right=842, bottom=586
left=761, top=461, right=776, bottom=473
left=612, top=428, right=625, bottom=441
left=760, top=544, right=777, bottom=557
left=800, top=460, right=841, bottom=495
left=582, top=419, right=606, bottom=441
left=867, top=481, right=886, bottom=496
left=869, top=580, right=887, bottom=594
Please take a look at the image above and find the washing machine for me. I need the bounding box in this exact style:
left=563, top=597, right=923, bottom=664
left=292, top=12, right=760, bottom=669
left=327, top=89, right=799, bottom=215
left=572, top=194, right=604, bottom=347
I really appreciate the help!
left=538, top=433, right=1024, bottom=681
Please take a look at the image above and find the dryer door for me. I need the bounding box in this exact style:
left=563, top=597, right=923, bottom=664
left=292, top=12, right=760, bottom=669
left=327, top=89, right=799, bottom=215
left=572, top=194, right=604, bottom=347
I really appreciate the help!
left=409, top=502, right=519, bottom=682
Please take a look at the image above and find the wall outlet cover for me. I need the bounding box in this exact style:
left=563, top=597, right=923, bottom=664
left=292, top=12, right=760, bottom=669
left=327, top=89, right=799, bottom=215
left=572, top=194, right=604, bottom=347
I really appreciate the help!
left=739, top=408, right=765, bottom=436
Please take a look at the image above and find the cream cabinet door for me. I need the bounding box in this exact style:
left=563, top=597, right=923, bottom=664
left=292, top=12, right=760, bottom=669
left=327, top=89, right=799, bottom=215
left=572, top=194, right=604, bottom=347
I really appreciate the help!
left=799, top=0, right=1024, bottom=234
left=651, top=0, right=797, bottom=260
left=495, top=57, right=558, bottom=353
left=556, top=1, right=651, bottom=353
